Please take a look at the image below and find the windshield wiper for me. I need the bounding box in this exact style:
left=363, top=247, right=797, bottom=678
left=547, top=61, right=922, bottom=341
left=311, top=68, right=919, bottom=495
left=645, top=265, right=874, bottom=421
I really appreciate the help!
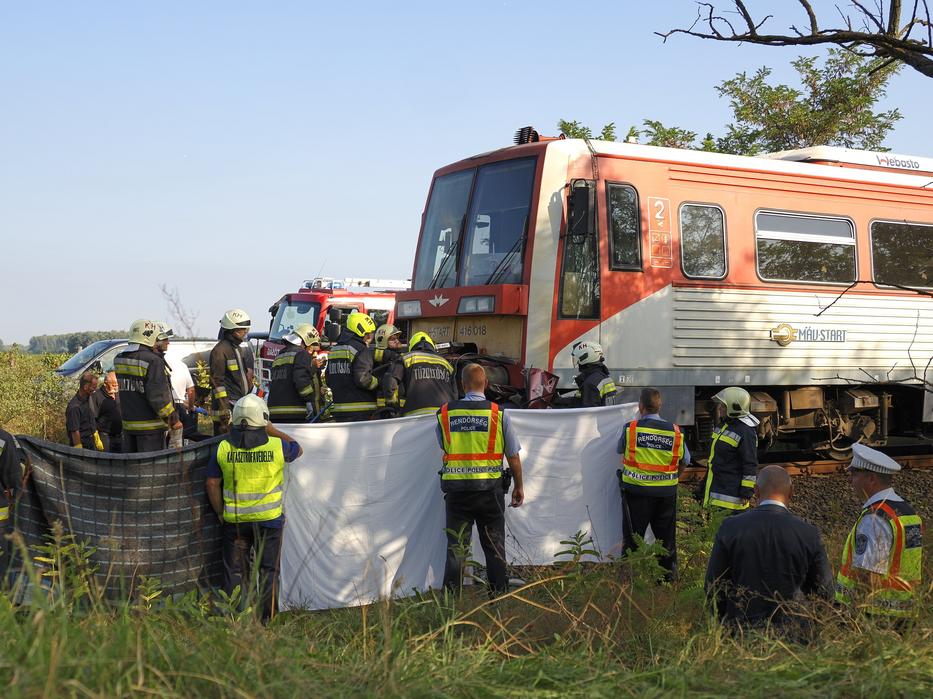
left=429, top=215, right=466, bottom=289
left=482, top=214, right=528, bottom=286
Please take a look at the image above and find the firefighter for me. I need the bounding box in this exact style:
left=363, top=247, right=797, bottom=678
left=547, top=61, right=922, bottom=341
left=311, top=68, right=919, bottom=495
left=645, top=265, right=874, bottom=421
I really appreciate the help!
left=616, top=387, right=689, bottom=581
left=382, top=331, right=456, bottom=417
left=835, top=443, right=924, bottom=620
left=325, top=311, right=379, bottom=422
left=114, top=319, right=181, bottom=453
left=205, top=394, right=303, bottom=622
left=154, top=323, right=185, bottom=448
left=437, top=363, right=524, bottom=596
left=210, top=309, right=254, bottom=435
left=558, top=341, right=619, bottom=407
left=356, top=323, right=403, bottom=410
left=703, top=386, right=759, bottom=512
left=267, top=324, right=326, bottom=423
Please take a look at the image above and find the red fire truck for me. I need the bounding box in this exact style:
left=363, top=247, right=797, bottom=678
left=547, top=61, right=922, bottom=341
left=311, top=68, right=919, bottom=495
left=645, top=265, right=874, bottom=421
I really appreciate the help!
left=258, top=277, right=409, bottom=388
left=393, top=127, right=933, bottom=455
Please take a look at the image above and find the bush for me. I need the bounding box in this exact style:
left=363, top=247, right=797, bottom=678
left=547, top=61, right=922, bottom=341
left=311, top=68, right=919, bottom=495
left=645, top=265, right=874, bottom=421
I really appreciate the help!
left=0, top=349, right=72, bottom=442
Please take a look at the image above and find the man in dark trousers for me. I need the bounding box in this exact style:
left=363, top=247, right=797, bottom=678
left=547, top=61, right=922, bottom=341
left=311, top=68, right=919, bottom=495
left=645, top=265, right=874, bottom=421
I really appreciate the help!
left=703, top=386, right=759, bottom=513
left=326, top=311, right=379, bottom=422
left=210, top=309, right=254, bottom=435
left=436, top=363, right=524, bottom=596
left=66, top=371, right=103, bottom=450
left=89, top=371, right=122, bottom=452
left=384, top=331, right=457, bottom=417
left=705, top=465, right=834, bottom=630
left=267, top=324, right=325, bottom=423
left=617, top=387, right=689, bottom=581
left=206, top=394, right=303, bottom=622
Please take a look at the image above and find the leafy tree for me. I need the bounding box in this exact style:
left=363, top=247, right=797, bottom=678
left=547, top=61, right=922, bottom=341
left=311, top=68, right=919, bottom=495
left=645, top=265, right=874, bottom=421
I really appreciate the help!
left=660, top=1, right=933, bottom=79
left=558, top=119, right=618, bottom=141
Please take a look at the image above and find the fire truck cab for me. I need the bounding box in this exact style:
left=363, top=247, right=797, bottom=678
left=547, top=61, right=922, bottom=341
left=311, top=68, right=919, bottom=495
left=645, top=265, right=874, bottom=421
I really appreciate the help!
left=258, top=277, right=409, bottom=388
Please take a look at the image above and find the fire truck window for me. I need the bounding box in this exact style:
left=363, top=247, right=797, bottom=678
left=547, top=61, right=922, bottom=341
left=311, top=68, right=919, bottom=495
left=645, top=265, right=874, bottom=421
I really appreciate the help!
left=270, top=302, right=321, bottom=340
left=459, top=158, right=536, bottom=287
left=559, top=229, right=600, bottom=319
left=368, top=310, right=390, bottom=326
left=755, top=211, right=856, bottom=284
left=680, top=204, right=726, bottom=278
left=412, top=169, right=475, bottom=290
left=607, top=183, right=641, bottom=270
left=871, top=221, right=933, bottom=289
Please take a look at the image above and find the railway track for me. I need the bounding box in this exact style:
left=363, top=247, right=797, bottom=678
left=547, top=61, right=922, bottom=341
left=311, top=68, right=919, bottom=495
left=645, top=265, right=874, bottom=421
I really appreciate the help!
left=680, top=443, right=933, bottom=482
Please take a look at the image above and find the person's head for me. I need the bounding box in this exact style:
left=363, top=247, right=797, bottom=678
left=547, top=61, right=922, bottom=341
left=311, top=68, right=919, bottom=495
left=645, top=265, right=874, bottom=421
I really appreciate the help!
left=638, top=387, right=661, bottom=416
left=290, top=324, right=321, bottom=353
left=374, top=324, right=402, bottom=351
left=220, top=308, right=251, bottom=344
left=346, top=312, right=377, bottom=345
left=755, top=465, right=793, bottom=505
left=128, top=318, right=159, bottom=348
left=712, top=386, right=751, bottom=419
left=570, top=340, right=604, bottom=370
left=461, top=363, right=488, bottom=394
left=103, top=371, right=118, bottom=397
left=847, top=443, right=900, bottom=501
left=408, top=331, right=436, bottom=353
left=231, top=394, right=269, bottom=431
left=155, top=322, right=174, bottom=354
left=79, top=371, right=98, bottom=397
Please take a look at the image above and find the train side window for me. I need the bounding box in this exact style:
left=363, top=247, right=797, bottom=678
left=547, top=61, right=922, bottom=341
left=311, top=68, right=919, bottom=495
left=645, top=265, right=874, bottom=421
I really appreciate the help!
left=607, top=183, right=642, bottom=270
left=755, top=211, right=856, bottom=284
left=871, top=220, right=933, bottom=289
left=680, top=204, right=726, bottom=278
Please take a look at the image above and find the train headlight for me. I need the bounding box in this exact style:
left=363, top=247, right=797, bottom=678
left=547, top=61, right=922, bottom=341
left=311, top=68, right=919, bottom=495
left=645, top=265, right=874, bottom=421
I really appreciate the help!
left=396, top=300, right=422, bottom=319
left=457, top=296, right=496, bottom=314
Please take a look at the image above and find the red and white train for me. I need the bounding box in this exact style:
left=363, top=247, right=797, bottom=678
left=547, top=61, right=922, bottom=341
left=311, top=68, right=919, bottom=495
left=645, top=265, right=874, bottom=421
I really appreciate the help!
left=394, top=129, right=933, bottom=456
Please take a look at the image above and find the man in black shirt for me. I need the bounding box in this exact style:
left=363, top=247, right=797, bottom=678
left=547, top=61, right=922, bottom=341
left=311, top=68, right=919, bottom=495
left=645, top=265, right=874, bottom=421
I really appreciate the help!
left=66, top=372, right=103, bottom=450
left=89, top=371, right=123, bottom=452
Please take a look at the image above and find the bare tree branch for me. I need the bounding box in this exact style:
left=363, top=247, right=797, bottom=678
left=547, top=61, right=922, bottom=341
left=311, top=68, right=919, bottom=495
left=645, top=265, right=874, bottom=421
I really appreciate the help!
left=160, top=284, right=200, bottom=339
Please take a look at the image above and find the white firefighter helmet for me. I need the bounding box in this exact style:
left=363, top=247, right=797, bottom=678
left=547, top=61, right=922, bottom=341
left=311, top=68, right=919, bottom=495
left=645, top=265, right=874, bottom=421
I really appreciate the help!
left=374, top=323, right=401, bottom=350
left=571, top=341, right=604, bottom=368
left=346, top=311, right=377, bottom=338
left=231, top=394, right=269, bottom=428
left=713, top=386, right=752, bottom=418
left=129, top=319, right=159, bottom=348
left=156, top=322, right=175, bottom=342
left=288, top=323, right=320, bottom=347
left=220, top=308, right=251, bottom=331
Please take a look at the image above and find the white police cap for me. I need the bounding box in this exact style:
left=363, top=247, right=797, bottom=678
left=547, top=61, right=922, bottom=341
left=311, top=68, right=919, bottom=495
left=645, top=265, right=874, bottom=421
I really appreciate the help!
left=848, top=443, right=901, bottom=474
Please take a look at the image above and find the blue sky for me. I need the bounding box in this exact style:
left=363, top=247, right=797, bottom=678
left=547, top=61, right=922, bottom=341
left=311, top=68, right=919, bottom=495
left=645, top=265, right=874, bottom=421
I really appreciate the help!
left=2, top=1, right=931, bottom=343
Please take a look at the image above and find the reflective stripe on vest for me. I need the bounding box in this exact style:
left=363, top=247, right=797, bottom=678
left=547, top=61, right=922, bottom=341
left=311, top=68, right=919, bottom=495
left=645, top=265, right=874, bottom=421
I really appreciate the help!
left=835, top=500, right=924, bottom=616
left=597, top=377, right=617, bottom=399
left=621, top=420, right=682, bottom=488
left=703, top=424, right=751, bottom=511
left=0, top=505, right=8, bottom=521
left=217, top=436, right=286, bottom=523
left=123, top=419, right=168, bottom=432
left=403, top=352, right=454, bottom=373
left=438, top=403, right=504, bottom=480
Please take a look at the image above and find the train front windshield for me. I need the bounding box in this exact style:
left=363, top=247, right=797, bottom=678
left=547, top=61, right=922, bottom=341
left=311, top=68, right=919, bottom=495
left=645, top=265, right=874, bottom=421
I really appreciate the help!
left=412, top=158, right=536, bottom=290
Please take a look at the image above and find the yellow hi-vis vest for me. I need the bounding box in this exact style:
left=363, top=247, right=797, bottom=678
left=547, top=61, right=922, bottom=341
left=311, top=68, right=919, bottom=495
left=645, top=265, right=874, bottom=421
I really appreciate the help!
left=835, top=498, right=923, bottom=617
left=217, top=436, right=286, bottom=523
left=621, top=419, right=683, bottom=491
left=438, top=400, right=504, bottom=490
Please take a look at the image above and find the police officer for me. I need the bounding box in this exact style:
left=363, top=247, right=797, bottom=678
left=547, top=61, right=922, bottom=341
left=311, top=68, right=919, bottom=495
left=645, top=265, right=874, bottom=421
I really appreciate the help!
left=555, top=341, right=619, bottom=407
left=437, top=363, right=524, bottom=596
left=205, top=395, right=303, bottom=622
left=382, top=331, right=456, bottom=417
left=210, top=309, right=254, bottom=435
left=835, top=443, right=923, bottom=619
left=703, top=387, right=759, bottom=512
left=114, top=319, right=181, bottom=453
left=617, top=387, right=689, bottom=580
left=357, top=323, right=403, bottom=410
left=326, top=311, right=379, bottom=422
left=267, top=324, right=326, bottom=423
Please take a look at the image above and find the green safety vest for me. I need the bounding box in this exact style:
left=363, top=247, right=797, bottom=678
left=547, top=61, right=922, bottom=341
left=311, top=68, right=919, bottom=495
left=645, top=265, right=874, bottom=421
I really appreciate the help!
left=835, top=498, right=923, bottom=617
left=437, top=400, right=504, bottom=489
left=217, top=436, right=286, bottom=523
left=620, top=419, right=683, bottom=490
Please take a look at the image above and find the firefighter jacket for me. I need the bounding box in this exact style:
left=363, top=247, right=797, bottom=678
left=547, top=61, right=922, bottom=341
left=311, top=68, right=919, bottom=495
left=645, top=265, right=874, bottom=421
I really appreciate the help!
left=576, top=363, right=619, bottom=407
left=267, top=346, right=324, bottom=422
left=703, top=418, right=758, bottom=511
left=325, top=329, right=378, bottom=421
left=835, top=497, right=923, bottom=617
left=216, top=435, right=286, bottom=523
left=114, top=347, right=177, bottom=434
left=355, top=346, right=401, bottom=407
left=437, top=399, right=504, bottom=493
left=382, top=343, right=456, bottom=416
left=209, top=336, right=253, bottom=414
left=619, top=417, right=684, bottom=498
